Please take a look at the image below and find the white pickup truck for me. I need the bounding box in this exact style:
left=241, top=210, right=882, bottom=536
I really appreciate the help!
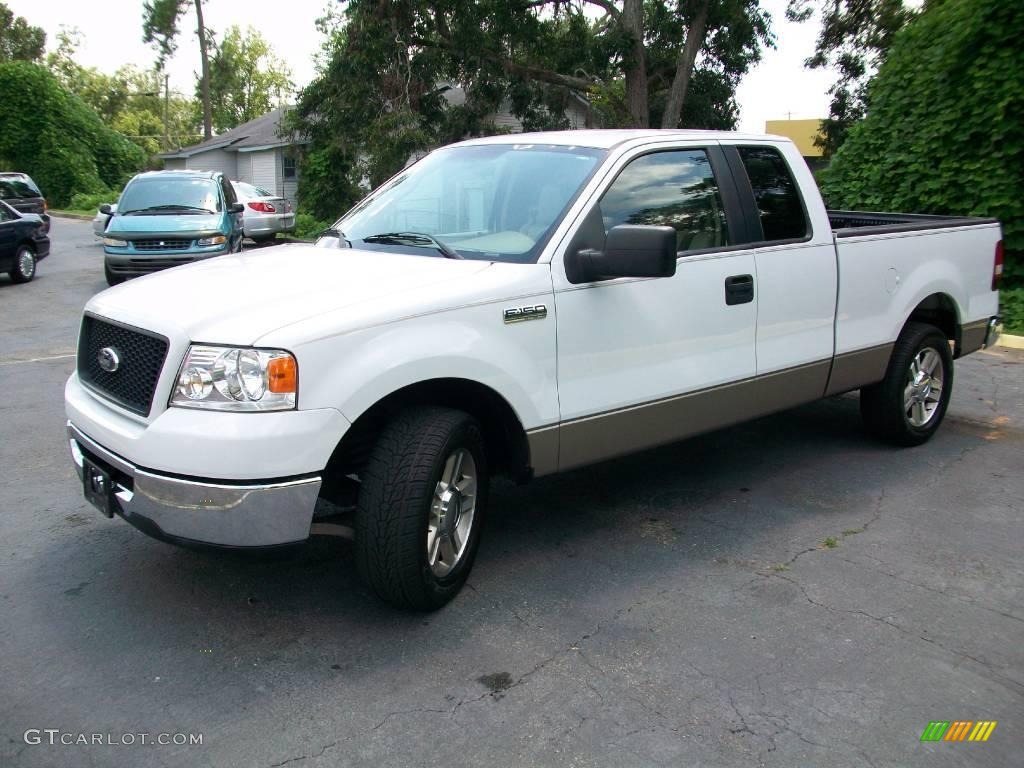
left=66, top=130, right=1003, bottom=609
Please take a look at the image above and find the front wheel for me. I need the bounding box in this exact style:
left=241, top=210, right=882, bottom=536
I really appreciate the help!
left=860, top=322, right=953, bottom=446
left=104, top=263, right=124, bottom=286
left=10, top=244, right=36, bottom=283
left=355, top=407, right=488, bottom=610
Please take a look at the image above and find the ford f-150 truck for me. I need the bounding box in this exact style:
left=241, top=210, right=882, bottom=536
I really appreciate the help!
left=65, top=130, right=1003, bottom=610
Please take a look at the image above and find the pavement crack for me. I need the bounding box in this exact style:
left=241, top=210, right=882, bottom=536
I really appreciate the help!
left=772, top=573, right=1024, bottom=696
left=835, top=554, right=1024, bottom=625
left=268, top=740, right=338, bottom=767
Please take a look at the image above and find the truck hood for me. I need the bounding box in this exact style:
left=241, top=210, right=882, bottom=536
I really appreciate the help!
left=87, top=243, right=493, bottom=345
left=107, top=212, right=223, bottom=237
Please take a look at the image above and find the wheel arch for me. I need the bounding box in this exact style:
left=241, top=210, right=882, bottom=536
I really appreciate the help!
left=322, top=377, right=532, bottom=495
left=904, top=291, right=962, bottom=354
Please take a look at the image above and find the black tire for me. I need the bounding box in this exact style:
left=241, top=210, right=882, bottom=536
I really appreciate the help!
left=104, top=263, right=124, bottom=286
left=9, top=244, right=36, bottom=283
left=860, top=322, right=953, bottom=446
left=251, top=234, right=276, bottom=244
left=355, top=407, right=488, bottom=610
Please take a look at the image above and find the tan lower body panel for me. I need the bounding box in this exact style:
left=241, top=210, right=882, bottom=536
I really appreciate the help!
left=824, top=343, right=894, bottom=396
left=958, top=320, right=989, bottom=358
left=529, top=359, right=832, bottom=475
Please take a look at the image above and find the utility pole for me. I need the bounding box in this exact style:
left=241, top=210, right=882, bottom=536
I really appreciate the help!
left=195, top=0, right=213, bottom=140
left=164, top=73, right=170, bottom=151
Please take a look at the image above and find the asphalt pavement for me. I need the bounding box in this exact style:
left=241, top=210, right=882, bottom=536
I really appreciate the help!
left=1, top=217, right=1022, bottom=767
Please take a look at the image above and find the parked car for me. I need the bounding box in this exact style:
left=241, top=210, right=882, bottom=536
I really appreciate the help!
left=0, top=199, right=50, bottom=283
left=92, top=203, right=116, bottom=237
left=232, top=181, right=295, bottom=243
left=66, top=130, right=1002, bottom=610
left=0, top=172, right=50, bottom=233
left=101, top=170, right=244, bottom=286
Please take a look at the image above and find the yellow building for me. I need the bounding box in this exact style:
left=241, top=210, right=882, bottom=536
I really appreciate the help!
left=765, top=119, right=826, bottom=158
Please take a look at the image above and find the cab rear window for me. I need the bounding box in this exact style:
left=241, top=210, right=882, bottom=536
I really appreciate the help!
left=737, top=147, right=807, bottom=242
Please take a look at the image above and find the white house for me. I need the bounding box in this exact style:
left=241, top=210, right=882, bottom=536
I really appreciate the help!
left=159, top=108, right=302, bottom=206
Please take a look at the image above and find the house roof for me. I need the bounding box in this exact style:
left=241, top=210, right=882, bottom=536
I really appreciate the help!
left=159, top=107, right=306, bottom=159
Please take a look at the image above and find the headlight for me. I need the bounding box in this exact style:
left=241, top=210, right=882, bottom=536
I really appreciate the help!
left=170, top=345, right=297, bottom=411
left=197, top=234, right=227, bottom=246
left=103, top=236, right=128, bottom=247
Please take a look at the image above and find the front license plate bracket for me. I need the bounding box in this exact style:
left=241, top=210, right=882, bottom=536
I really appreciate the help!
left=82, top=458, right=115, bottom=518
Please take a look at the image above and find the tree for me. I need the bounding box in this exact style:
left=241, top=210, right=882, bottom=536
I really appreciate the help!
left=0, top=2, right=45, bottom=62
left=143, top=0, right=213, bottom=140
left=787, top=0, right=916, bottom=157
left=0, top=62, right=146, bottom=205
left=289, top=0, right=773, bottom=219
left=820, top=0, right=1023, bottom=297
left=47, top=27, right=202, bottom=157
left=203, top=25, right=292, bottom=132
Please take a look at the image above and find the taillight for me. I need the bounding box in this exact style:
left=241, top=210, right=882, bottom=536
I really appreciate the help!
left=42, top=199, right=48, bottom=213
left=992, top=240, right=1003, bottom=291
left=247, top=201, right=276, bottom=213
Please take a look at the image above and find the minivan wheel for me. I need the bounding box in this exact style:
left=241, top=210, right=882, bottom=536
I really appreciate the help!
left=104, top=263, right=125, bottom=286
left=10, top=245, right=36, bottom=283
left=355, top=407, right=488, bottom=610
left=860, top=322, right=953, bottom=446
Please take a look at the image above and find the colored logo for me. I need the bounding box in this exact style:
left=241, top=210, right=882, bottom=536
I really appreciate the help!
left=920, top=721, right=997, bottom=742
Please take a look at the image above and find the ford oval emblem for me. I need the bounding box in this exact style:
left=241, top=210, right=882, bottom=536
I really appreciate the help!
left=97, top=346, right=120, bottom=373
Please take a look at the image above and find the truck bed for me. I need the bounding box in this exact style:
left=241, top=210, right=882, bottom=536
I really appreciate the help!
left=829, top=210, right=998, bottom=237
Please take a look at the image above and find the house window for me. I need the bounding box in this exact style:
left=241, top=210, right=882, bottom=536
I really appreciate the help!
left=282, top=155, right=297, bottom=180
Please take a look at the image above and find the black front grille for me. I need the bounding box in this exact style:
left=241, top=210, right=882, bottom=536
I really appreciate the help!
left=77, top=315, right=170, bottom=416
left=133, top=238, right=191, bottom=251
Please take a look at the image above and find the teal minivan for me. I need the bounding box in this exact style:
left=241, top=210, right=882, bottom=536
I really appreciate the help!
left=101, top=170, right=244, bottom=285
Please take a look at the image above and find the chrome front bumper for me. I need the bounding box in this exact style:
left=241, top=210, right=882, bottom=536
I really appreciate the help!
left=68, top=422, right=321, bottom=548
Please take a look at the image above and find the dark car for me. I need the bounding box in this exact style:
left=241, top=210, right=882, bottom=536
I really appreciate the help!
left=0, top=172, right=50, bottom=233
left=0, top=200, right=50, bottom=283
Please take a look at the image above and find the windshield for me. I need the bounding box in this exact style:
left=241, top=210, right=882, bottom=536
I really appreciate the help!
left=332, top=144, right=606, bottom=263
left=119, top=177, right=221, bottom=215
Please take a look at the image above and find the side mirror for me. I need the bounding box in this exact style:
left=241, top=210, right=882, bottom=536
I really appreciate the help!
left=229, top=202, right=245, bottom=214
left=566, top=224, right=677, bottom=284
left=99, top=203, right=112, bottom=215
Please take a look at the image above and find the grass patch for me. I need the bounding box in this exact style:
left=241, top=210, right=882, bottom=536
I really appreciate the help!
left=842, top=526, right=866, bottom=536
left=772, top=563, right=790, bottom=572
left=50, top=209, right=96, bottom=218
left=822, top=537, right=839, bottom=549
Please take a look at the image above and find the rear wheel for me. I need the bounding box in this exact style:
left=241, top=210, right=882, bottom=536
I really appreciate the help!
left=860, top=322, right=953, bottom=446
left=10, top=244, right=36, bottom=283
left=355, top=407, right=487, bottom=610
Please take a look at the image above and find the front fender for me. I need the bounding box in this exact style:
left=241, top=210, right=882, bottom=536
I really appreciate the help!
left=292, top=300, right=559, bottom=432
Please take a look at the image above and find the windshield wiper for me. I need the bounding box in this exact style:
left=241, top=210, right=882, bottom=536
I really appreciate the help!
left=123, top=205, right=214, bottom=215
left=361, top=231, right=463, bottom=259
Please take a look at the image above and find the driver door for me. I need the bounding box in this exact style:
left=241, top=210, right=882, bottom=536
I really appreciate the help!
left=550, top=144, right=758, bottom=471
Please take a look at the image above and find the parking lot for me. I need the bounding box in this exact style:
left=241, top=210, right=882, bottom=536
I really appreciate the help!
left=1, top=216, right=1022, bottom=767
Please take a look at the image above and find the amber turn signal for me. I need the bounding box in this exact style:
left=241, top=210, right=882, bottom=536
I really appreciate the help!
left=268, top=356, right=297, bottom=393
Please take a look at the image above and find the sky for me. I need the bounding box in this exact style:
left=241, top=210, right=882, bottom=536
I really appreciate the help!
left=9, top=0, right=835, bottom=133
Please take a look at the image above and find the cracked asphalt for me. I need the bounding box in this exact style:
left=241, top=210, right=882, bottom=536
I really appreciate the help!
left=2, top=218, right=1022, bottom=767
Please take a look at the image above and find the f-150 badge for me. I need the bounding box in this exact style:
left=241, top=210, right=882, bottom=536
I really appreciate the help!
left=503, top=304, right=547, bottom=323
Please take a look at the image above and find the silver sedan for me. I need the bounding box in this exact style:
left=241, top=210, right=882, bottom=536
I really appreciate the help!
left=92, top=203, right=116, bottom=236
left=232, top=181, right=295, bottom=243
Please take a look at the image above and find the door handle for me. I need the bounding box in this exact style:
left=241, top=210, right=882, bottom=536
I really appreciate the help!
left=725, top=274, right=754, bottom=305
